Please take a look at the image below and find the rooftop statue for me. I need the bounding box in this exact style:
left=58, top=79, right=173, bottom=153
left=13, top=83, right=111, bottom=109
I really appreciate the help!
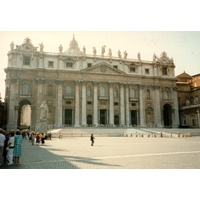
left=59, top=44, right=63, bottom=53
left=153, top=53, right=157, bottom=62
left=118, top=50, right=121, bottom=58
left=93, top=47, right=97, bottom=55
left=108, top=48, right=112, bottom=57
left=10, top=42, right=14, bottom=50
left=83, top=46, right=86, bottom=54
left=124, top=51, right=128, bottom=59
left=39, top=42, right=44, bottom=52
left=137, top=52, right=141, bottom=60
left=101, top=45, right=106, bottom=56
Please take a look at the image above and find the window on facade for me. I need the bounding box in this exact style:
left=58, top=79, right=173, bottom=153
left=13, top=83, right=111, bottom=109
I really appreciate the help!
left=114, top=102, right=118, bottom=106
left=87, top=87, right=92, bottom=97
left=131, top=103, right=136, bottom=106
left=162, top=67, right=168, bottom=75
left=48, top=61, right=54, bottom=68
left=114, top=88, right=118, bottom=98
left=130, top=88, right=135, bottom=98
left=145, top=69, right=150, bottom=74
left=21, top=83, right=29, bottom=94
left=146, top=89, right=150, bottom=99
left=23, top=56, right=30, bottom=65
left=48, top=85, right=53, bottom=95
left=66, top=101, right=71, bottom=105
left=87, top=63, right=92, bottom=68
left=114, top=65, right=118, bottom=69
left=130, top=67, right=135, bottom=72
left=66, top=85, right=72, bottom=96
left=66, top=62, right=73, bottom=68
left=100, top=87, right=106, bottom=97
left=87, top=101, right=92, bottom=105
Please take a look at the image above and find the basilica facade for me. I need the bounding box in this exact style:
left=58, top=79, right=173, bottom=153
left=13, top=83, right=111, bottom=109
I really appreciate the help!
left=4, top=36, right=179, bottom=131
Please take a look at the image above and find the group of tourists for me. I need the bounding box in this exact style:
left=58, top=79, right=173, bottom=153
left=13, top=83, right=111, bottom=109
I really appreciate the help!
left=0, top=128, right=23, bottom=165
left=29, top=131, right=50, bottom=145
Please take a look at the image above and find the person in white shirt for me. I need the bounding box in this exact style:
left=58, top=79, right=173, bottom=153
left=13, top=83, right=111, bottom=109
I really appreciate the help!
left=0, top=129, right=6, bottom=165
left=7, top=131, right=15, bottom=165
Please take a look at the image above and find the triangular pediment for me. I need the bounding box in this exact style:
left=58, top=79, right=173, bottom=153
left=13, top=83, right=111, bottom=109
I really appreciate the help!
left=81, top=62, right=125, bottom=75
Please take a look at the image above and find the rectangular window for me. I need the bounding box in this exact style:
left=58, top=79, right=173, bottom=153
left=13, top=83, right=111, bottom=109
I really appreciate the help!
left=162, top=67, right=168, bottom=75
left=23, top=56, right=30, bottom=65
left=66, top=62, right=73, bottom=68
left=145, top=69, right=150, bottom=74
left=131, top=103, right=136, bottom=106
left=87, top=63, right=92, bottom=68
left=48, top=61, right=54, bottom=68
left=87, top=101, right=92, bottom=105
left=114, top=65, right=118, bottom=69
left=114, top=102, right=118, bottom=106
left=130, top=67, right=135, bottom=72
left=66, top=101, right=71, bottom=105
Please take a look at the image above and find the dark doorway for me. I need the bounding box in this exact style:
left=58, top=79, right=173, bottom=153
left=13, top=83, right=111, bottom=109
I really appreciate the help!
left=163, top=104, right=172, bottom=127
left=65, top=109, right=72, bottom=125
left=114, top=115, right=119, bottom=125
left=100, top=109, right=107, bottom=125
left=131, top=110, right=137, bottom=126
left=87, top=115, right=92, bottom=126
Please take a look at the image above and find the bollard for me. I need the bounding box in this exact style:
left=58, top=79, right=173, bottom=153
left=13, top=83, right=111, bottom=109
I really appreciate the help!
left=160, top=132, right=163, bottom=137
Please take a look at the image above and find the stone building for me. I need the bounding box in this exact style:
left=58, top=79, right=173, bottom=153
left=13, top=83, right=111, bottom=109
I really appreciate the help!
left=177, top=72, right=200, bottom=128
left=4, top=36, right=179, bottom=131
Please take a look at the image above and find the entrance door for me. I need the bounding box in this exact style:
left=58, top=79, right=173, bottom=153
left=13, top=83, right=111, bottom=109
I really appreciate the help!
left=87, top=115, right=92, bottom=126
left=163, top=104, right=172, bottom=127
left=65, top=109, right=72, bottom=125
left=100, top=109, right=107, bottom=125
left=131, top=110, right=137, bottom=126
left=114, top=115, right=119, bottom=126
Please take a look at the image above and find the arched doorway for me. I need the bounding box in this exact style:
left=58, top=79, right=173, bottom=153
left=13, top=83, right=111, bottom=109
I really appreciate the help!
left=18, top=100, right=31, bottom=129
left=163, top=104, right=172, bottom=127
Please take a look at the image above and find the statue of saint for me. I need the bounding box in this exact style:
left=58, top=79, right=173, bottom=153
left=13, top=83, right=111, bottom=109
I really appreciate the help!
left=194, top=96, right=199, bottom=105
left=59, top=44, right=63, bottom=53
left=118, top=50, right=121, bottom=58
left=39, top=43, right=44, bottom=52
left=186, top=99, right=190, bottom=106
left=40, top=101, right=48, bottom=120
left=83, top=46, right=86, bottom=54
left=137, top=52, right=141, bottom=60
left=10, top=42, right=14, bottom=50
left=153, top=53, right=157, bottom=62
left=108, top=48, right=112, bottom=57
left=124, top=51, right=128, bottom=59
left=93, top=47, right=97, bottom=55
left=101, top=46, right=106, bottom=56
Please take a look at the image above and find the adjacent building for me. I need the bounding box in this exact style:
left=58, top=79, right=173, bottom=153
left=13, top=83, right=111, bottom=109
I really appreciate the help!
left=177, top=72, right=200, bottom=128
left=4, top=36, right=179, bottom=131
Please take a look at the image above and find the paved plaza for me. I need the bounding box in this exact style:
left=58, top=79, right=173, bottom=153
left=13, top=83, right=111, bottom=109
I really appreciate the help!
left=1, top=129, right=200, bottom=169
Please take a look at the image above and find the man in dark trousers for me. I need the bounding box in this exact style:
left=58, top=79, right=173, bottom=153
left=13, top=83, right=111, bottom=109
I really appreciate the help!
left=90, top=134, right=95, bottom=146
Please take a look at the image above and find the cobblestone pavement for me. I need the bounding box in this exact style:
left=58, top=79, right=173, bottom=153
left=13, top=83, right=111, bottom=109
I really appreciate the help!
left=1, top=136, right=200, bottom=169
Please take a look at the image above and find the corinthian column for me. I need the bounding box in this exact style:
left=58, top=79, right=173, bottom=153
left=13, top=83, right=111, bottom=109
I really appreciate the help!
left=125, top=84, right=130, bottom=127
left=153, top=85, right=162, bottom=127
left=120, top=83, right=125, bottom=126
left=109, top=82, right=114, bottom=126
left=82, top=81, right=86, bottom=126
left=172, top=86, right=180, bottom=128
left=75, top=81, right=80, bottom=127
left=139, top=85, right=146, bottom=127
left=93, top=82, right=98, bottom=126
left=55, top=80, right=63, bottom=128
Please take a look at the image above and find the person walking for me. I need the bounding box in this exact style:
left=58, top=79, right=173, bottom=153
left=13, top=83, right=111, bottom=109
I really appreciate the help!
left=31, top=131, right=35, bottom=145
left=41, top=133, right=45, bottom=145
left=90, top=134, right=95, bottom=146
left=0, top=129, right=6, bottom=165
left=2, top=131, right=9, bottom=164
left=13, top=130, right=22, bottom=164
left=7, top=131, right=15, bottom=165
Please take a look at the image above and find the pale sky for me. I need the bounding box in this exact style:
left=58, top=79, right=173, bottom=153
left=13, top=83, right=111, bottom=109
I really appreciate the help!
left=0, top=31, right=200, bottom=99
